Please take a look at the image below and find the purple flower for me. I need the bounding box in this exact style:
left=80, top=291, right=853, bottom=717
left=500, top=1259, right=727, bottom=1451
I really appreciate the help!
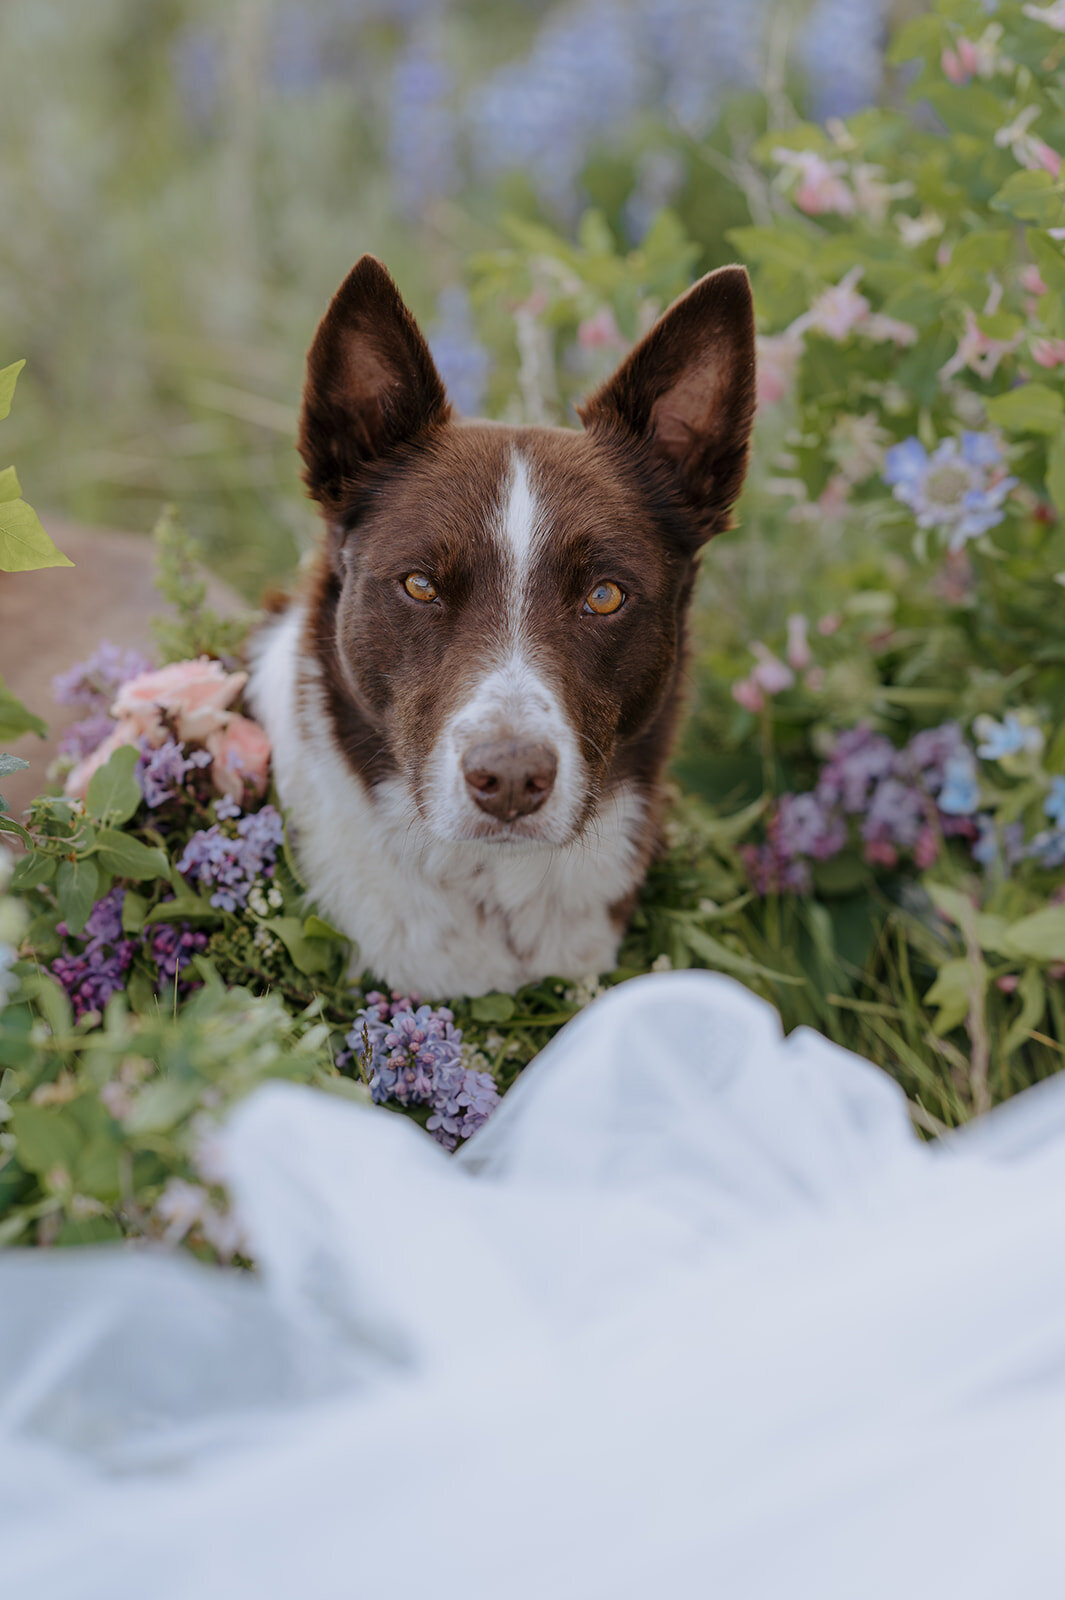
left=774, top=792, right=847, bottom=861
left=816, top=726, right=896, bottom=813
left=348, top=991, right=501, bottom=1151
left=137, top=739, right=212, bottom=808
left=177, top=805, right=284, bottom=911
left=52, top=642, right=151, bottom=715
left=145, top=915, right=209, bottom=987
left=57, top=714, right=117, bottom=762
left=861, top=778, right=927, bottom=854
left=51, top=888, right=135, bottom=1019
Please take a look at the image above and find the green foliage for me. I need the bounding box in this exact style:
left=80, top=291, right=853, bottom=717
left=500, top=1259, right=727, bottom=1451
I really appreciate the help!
left=151, top=506, right=255, bottom=665
left=0, top=361, right=70, bottom=573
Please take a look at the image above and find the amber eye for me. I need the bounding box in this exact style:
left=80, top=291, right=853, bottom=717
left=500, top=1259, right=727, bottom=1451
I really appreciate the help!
left=404, top=572, right=439, bottom=603
left=583, top=581, right=625, bottom=616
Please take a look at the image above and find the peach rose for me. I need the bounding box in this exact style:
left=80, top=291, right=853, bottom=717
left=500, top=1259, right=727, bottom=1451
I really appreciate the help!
left=64, top=720, right=142, bottom=800
left=111, top=658, right=247, bottom=744
left=205, top=713, right=272, bottom=802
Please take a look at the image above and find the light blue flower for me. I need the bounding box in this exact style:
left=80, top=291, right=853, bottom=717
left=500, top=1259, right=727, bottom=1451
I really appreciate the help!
left=882, top=432, right=1016, bottom=550
left=1045, top=776, right=1065, bottom=827
left=974, top=712, right=1044, bottom=762
left=937, top=752, right=980, bottom=816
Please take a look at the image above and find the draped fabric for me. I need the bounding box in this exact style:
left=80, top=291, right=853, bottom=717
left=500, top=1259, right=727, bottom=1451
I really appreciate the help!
left=3, top=971, right=1064, bottom=1598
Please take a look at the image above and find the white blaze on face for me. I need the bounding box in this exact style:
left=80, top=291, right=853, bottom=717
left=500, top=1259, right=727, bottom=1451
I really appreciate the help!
left=422, top=451, right=587, bottom=843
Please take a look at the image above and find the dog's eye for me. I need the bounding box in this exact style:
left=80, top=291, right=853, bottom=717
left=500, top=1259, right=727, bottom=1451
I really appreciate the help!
left=583, top=581, right=625, bottom=616
left=404, top=573, right=438, bottom=603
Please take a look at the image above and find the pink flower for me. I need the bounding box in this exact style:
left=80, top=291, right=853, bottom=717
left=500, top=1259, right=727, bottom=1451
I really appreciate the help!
left=995, top=975, right=1020, bottom=995
left=64, top=720, right=141, bottom=800
left=940, top=307, right=1022, bottom=381
left=773, top=149, right=855, bottom=217
left=1034, top=140, right=1063, bottom=177
left=1021, top=265, right=1049, bottom=297
left=914, top=826, right=939, bottom=871
left=1032, top=337, right=1065, bottom=368
left=111, top=658, right=247, bottom=744
left=941, top=47, right=968, bottom=83
left=577, top=308, right=624, bottom=350
left=756, top=333, right=803, bottom=408
left=731, top=675, right=766, bottom=714
left=750, top=642, right=795, bottom=695
left=802, top=270, right=870, bottom=341
left=785, top=614, right=812, bottom=671
left=817, top=613, right=842, bottom=637
left=864, top=839, right=898, bottom=868
left=205, top=713, right=272, bottom=802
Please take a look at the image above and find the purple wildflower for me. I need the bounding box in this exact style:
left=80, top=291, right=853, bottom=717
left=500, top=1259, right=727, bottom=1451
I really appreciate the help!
left=57, top=714, right=117, bottom=762
left=51, top=888, right=136, bottom=1019
left=144, top=915, right=209, bottom=987
left=815, top=726, right=896, bottom=813
left=177, top=805, right=284, bottom=911
left=349, top=991, right=501, bottom=1151
left=775, top=792, right=847, bottom=861
left=137, top=739, right=212, bottom=808
left=52, top=642, right=151, bottom=715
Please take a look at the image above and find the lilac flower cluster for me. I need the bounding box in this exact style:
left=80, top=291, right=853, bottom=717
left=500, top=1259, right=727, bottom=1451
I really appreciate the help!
left=744, top=722, right=982, bottom=894
left=50, top=889, right=209, bottom=1016
left=177, top=806, right=284, bottom=912
left=53, top=641, right=152, bottom=765
left=349, top=991, right=500, bottom=1151
left=51, top=889, right=136, bottom=1019
left=137, top=739, right=212, bottom=809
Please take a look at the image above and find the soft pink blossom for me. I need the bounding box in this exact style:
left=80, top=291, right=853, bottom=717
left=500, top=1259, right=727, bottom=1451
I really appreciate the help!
left=914, top=827, right=940, bottom=871
left=756, top=332, right=803, bottom=408
left=785, top=614, right=813, bottom=671
left=64, top=720, right=141, bottom=800
left=941, top=47, right=968, bottom=83
left=577, top=307, right=625, bottom=350
left=1021, top=264, right=1049, bottom=298
left=940, top=307, right=1022, bottom=381
left=750, top=642, right=796, bottom=695
left=996, top=975, right=1020, bottom=995
left=773, top=149, right=854, bottom=217
left=804, top=667, right=826, bottom=693
left=801, top=271, right=870, bottom=340
left=731, top=675, right=766, bottom=714
left=1032, top=337, right=1065, bottom=368
left=1023, top=1, right=1065, bottom=32
left=864, top=840, right=898, bottom=868
left=112, top=658, right=247, bottom=744
left=817, top=476, right=850, bottom=520
left=817, top=614, right=842, bottom=637
left=863, top=314, right=918, bottom=346
left=205, top=713, right=272, bottom=802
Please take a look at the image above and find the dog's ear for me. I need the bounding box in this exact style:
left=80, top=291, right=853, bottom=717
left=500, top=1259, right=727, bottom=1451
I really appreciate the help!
left=578, top=265, right=756, bottom=544
left=299, top=255, right=450, bottom=515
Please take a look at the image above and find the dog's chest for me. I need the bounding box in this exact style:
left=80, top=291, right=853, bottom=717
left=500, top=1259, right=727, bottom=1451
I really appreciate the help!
left=249, top=608, right=647, bottom=996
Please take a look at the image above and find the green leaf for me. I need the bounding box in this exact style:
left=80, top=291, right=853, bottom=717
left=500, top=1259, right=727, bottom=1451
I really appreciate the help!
left=470, top=992, right=517, bottom=1023
left=1026, top=230, right=1065, bottom=293
left=16, top=970, right=72, bottom=1037
left=1047, top=435, right=1065, bottom=516
left=0, top=465, right=20, bottom=503
left=9, top=1104, right=83, bottom=1177
left=0, top=674, right=47, bottom=743
left=56, top=855, right=100, bottom=936
left=1001, top=907, right=1065, bottom=963
left=85, top=744, right=142, bottom=825
left=0, top=813, right=32, bottom=846
left=264, top=916, right=336, bottom=977
left=925, top=957, right=984, bottom=1037
left=990, top=170, right=1065, bottom=226
left=0, top=753, right=29, bottom=777
left=923, top=84, right=1003, bottom=139
left=683, top=924, right=805, bottom=986
left=93, top=828, right=168, bottom=882
left=121, top=890, right=149, bottom=935
left=145, top=894, right=218, bottom=926
left=0, top=497, right=73, bottom=572
left=303, top=912, right=349, bottom=944
left=985, top=384, right=1064, bottom=437
left=0, top=360, right=25, bottom=421
left=1003, top=967, right=1046, bottom=1057
left=9, top=850, right=56, bottom=891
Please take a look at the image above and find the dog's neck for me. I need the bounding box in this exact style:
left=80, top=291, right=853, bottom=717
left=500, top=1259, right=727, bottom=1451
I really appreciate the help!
left=249, top=596, right=674, bottom=996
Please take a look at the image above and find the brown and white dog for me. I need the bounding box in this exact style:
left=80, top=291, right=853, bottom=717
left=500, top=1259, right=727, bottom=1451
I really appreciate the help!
left=249, top=256, right=755, bottom=996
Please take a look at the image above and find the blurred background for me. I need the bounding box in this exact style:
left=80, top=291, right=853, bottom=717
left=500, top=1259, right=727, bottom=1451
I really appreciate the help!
left=0, top=0, right=908, bottom=595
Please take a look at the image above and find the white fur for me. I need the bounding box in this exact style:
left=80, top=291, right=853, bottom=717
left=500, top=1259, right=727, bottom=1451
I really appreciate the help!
left=248, top=602, right=647, bottom=996
left=420, top=451, right=585, bottom=844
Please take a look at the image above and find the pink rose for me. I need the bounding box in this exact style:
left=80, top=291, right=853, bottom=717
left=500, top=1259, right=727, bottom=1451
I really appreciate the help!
left=205, top=713, right=272, bottom=802
left=112, top=658, right=247, bottom=744
left=64, top=720, right=141, bottom=800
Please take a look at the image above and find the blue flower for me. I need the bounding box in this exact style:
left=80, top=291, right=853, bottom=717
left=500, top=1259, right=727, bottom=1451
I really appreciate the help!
left=974, top=713, right=1044, bottom=763
left=937, top=752, right=981, bottom=816
left=1045, top=776, right=1065, bottom=827
left=882, top=432, right=1016, bottom=550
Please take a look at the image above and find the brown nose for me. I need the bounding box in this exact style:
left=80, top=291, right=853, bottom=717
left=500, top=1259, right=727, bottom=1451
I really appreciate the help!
left=462, top=740, right=558, bottom=820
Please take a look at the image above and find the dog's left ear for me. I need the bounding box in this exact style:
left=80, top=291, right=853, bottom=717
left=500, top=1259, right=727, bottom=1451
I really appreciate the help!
left=299, top=255, right=451, bottom=518
left=578, top=265, right=756, bottom=544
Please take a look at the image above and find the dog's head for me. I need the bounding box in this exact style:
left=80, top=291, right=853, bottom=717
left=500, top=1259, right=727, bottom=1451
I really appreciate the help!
left=298, top=256, right=755, bottom=846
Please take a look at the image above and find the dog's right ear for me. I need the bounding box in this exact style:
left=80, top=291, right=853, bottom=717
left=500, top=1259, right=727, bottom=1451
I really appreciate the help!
left=298, top=256, right=450, bottom=517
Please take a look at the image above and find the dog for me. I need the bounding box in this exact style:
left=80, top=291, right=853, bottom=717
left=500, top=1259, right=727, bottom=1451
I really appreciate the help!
left=248, top=255, right=756, bottom=996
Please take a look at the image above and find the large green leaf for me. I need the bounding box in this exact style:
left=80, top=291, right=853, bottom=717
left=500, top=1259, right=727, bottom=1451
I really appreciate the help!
left=56, top=856, right=100, bottom=936
left=990, top=170, right=1065, bottom=226
left=0, top=496, right=73, bottom=572
left=93, top=828, right=169, bottom=882
left=985, top=383, right=1064, bottom=437
left=85, top=745, right=142, bottom=826
left=1001, top=907, right=1065, bottom=964
left=0, top=360, right=24, bottom=421
left=0, top=674, right=47, bottom=743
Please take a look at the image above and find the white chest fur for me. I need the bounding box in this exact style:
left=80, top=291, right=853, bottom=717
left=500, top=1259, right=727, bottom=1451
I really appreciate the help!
left=248, top=607, right=648, bottom=997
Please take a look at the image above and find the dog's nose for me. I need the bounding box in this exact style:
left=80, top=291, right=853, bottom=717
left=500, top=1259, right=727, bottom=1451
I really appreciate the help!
left=462, top=740, right=558, bottom=820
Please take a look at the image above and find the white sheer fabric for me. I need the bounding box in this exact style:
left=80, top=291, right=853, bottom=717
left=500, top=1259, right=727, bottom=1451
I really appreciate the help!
left=2, top=971, right=1065, bottom=1598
